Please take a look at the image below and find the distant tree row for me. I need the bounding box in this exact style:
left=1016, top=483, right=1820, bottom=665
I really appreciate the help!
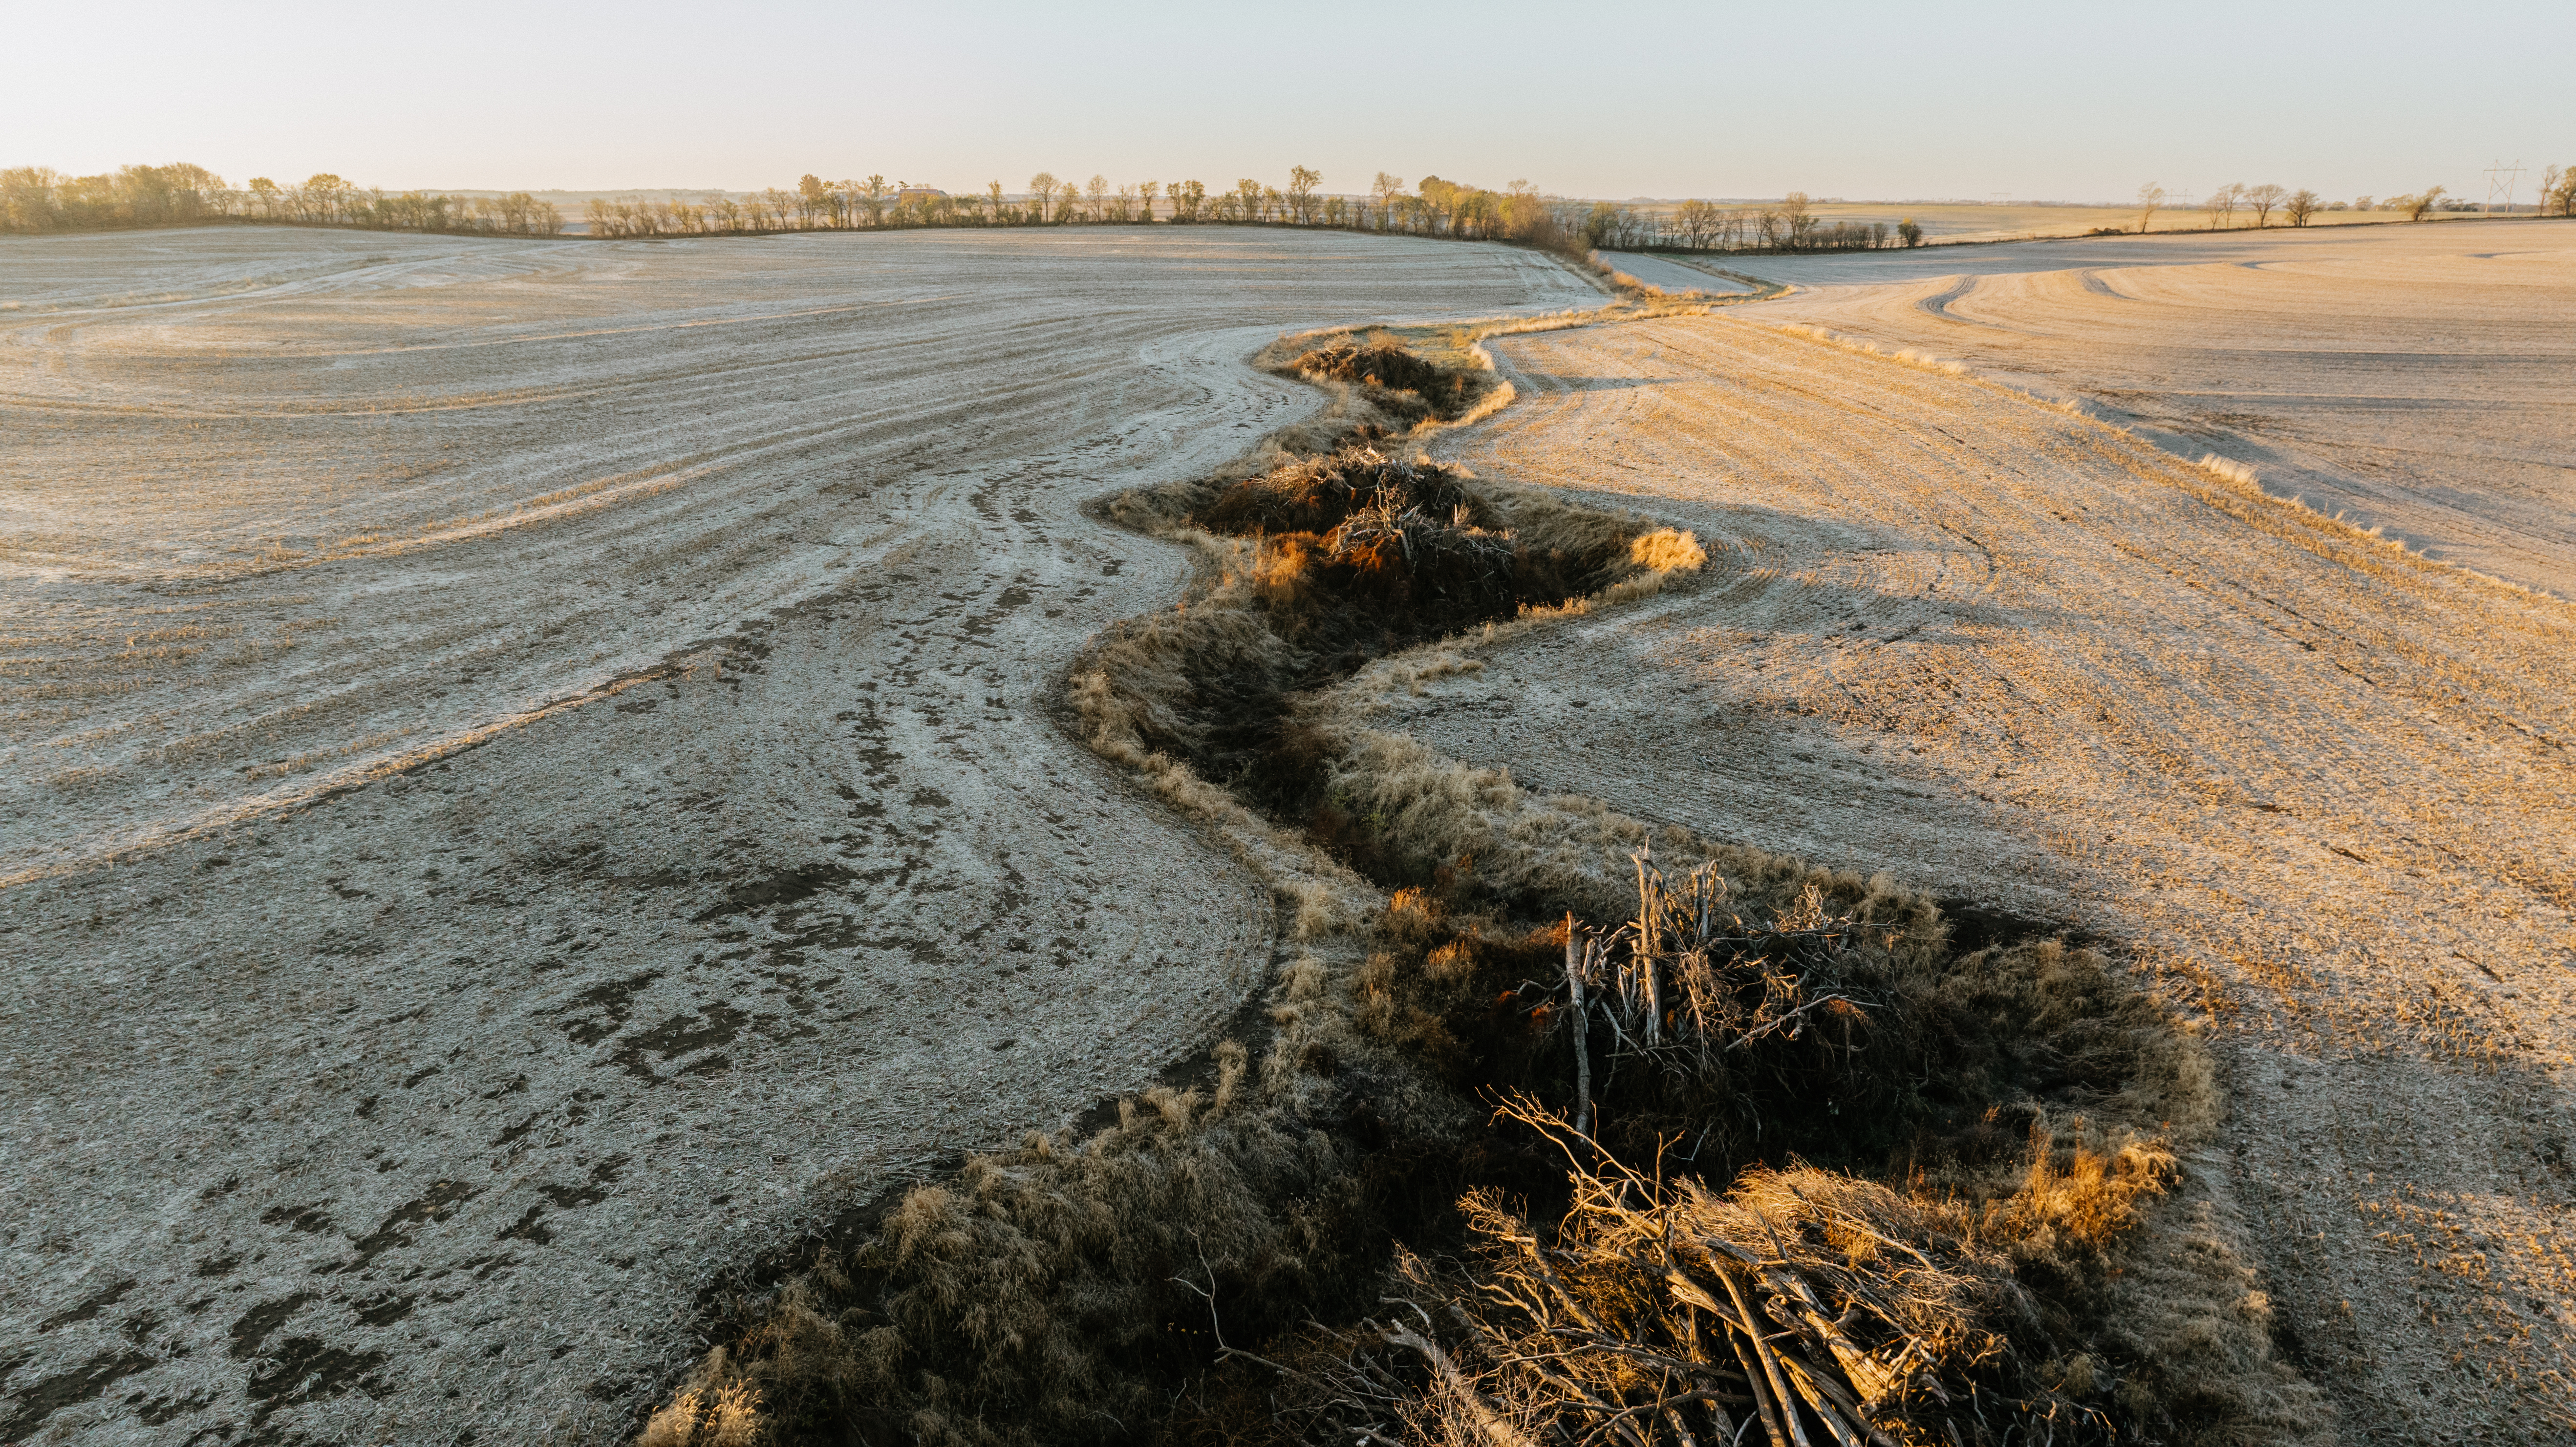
left=2130, top=177, right=2576, bottom=233
left=578, top=170, right=1923, bottom=257
left=1589, top=192, right=1924, bottom=252
left=0, top=164, right=561, bottom=235
left=581, top=169, right=1585, bottom=243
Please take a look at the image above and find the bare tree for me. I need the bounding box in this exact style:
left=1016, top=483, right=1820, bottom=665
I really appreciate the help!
left=1056, top=181, right=1079, bottom=222
left=2202, top=182, right=2242, bottom=228
left=1418, top=176, right=1464, bottom=233
left=2537, top=165, right=2563, bottom=217
left=302, top=173, right=349, bottom=224
left=861, top=175, right=891, bottom=226
left=1287, top=165, right=1321, bottom=223
left=1137, top=180, right=1159, bottom=221
left=2243, top=183, right=2287, bottom=226
left=1674, top=198, right=1717, bottom=249
left=1026, top=171, right=1056, bottom=223
left=1370, top=171, right=1404, bottom=230
left=2284, top=188, right=2320, bottom=227
left=1085, top=174, right=1108, bottom=220
left=1780, top=190, right=1815, bottom=247
left=2135, top=182, right=2166, bottom=234
left=2404, top=186, right=2447, bottom=221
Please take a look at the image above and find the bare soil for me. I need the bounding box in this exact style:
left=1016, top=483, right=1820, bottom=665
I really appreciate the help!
left=1395, top=288, right=2576, bottom=1441
left=1595, top=252, right=1757, bottom=294
left=1741, top=219, right=2576, bottom=596
left=0, top=226, right=1601, bottom=1445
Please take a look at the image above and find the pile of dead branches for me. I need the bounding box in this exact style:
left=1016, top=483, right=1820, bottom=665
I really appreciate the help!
left=1199, top=447, right=1495, bottom=538
left=1293, top=343, right=1482, bottom=419
left=1541, top=853, right=1880, bottom=1137
left=1270, top=1099, right=2112, bottom=1447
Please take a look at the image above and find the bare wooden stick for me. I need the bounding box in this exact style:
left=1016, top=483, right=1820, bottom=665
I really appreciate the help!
left=1760, top=1266, right=1901, bottom=1405
left=1715, top=1259, right=1814, bottom=1447
left=1776, top=1356, right=1868, bottom=1447
left=1634, top=850, right=1664, bottom=1048
left=1674, top=1299, right=1745, bottom=1446
left=1717, top=1297, right=1794, bottom=1447
left=1379, top=1318, right=1539, bottom=1447
left=1567, top=914, right=1593, bottom=1139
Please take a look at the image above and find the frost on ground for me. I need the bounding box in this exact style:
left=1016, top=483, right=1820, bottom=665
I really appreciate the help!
left=1739, top=219, right=2576, bottom=596
left=1393, top=297, right=2576, bottom=1441
left=1593, top=251, right=1756, bottom=294
left=0, top=226, right=1600, bottom=1445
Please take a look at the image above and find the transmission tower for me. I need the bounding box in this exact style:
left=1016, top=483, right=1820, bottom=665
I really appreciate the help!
left=2485, top=160, right=2525, bottom=213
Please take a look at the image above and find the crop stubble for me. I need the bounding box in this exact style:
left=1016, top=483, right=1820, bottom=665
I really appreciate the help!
left=1745, top=220, right=2576, bottom=596
left=1395, top=258, right=2576, bottom=1439
left=0, top=227, right=1600, bottom=1444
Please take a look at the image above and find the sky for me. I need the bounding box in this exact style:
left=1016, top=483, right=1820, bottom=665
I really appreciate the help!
left=10, top=0, right=2572, bottom=204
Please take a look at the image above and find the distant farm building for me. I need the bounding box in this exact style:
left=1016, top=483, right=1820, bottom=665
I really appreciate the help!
left=897, top=186, right=947, bottom=205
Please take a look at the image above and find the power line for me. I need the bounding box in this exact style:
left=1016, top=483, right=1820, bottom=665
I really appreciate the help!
left=2485, top=160, right=2525, bottom=213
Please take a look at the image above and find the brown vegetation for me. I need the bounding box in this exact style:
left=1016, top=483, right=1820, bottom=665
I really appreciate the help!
left=627, top=327, right=2302, bottom=1446
left=0, top=164, right=561, bottom=234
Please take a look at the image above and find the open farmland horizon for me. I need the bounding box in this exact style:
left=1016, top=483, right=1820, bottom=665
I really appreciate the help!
left=16, top=158, right=2572, bottom=251
left=4, top=166, right=2574, bottom=1447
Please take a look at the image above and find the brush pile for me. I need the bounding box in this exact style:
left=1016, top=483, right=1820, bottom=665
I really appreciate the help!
left=1294, top=343, right=1489, bottom=421
left=1199, top=447, right=1498, bottom=538
left=1548, top=857, right=1875, bottom=1137
left=1195, top=448, right=1615, bottom=676
left=1281, top=1109, right=2123, bottom=1447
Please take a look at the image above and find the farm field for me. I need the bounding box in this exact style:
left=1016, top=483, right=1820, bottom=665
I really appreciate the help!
left=1739, top=219, right=2576, bottom=595
left=1640, top=200, right=2481, bottom=244
left=1403, top=253, right=2576, bottom=1437
left=0, top=226, right=1601, bottom=1444
left=1595, top=250, right=1759, bottom=293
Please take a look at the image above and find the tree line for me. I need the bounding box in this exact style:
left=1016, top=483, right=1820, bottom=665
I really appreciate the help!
left=20, top=160, right=2567, bottom=250
left=1, top=163, right=562, bottom=235
left=580, top=171, right=1931, bottom=256
left=2131, top=173, right=2576, bottom=232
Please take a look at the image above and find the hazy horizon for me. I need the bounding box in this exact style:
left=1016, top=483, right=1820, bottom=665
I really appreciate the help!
left=10, top=0, right=2571, bottom=208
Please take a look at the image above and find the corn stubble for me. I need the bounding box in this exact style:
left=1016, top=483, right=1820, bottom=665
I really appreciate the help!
left=636, top=334, right=2314, bottom=1446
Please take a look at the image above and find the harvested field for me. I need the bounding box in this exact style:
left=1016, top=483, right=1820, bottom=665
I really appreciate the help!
left=1396, top=299, right=2576, bottom=1441
left=1596, top=251, right=1758, bottom=295
left=0, top=225, right=1601, bottom=1445
left=1743, top=219, right=2576, bottom=595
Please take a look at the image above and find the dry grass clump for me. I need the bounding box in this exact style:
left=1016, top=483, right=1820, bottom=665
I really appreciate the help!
left=1276, top=1119, right=2173, bottom=1447
left=1200, top=447, right=1500, bottom=537
left=639, top=1376, right=766, bottom=1447
left=1343, top=850, right=2204, bottom=1204
left=1292, top=342, right=1495, bottom=424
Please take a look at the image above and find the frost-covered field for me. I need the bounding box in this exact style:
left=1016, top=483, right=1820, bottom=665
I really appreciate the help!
left=1741, top=220, right=2576, bottom=595
left=0, top=226, right=1598, bottom=1444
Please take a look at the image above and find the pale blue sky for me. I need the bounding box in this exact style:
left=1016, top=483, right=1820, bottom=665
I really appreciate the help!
left=12, top=1, right=2570, bottom=203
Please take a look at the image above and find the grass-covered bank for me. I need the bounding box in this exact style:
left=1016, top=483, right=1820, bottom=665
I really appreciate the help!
left=629, top=310, right=2321, bottom=1447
